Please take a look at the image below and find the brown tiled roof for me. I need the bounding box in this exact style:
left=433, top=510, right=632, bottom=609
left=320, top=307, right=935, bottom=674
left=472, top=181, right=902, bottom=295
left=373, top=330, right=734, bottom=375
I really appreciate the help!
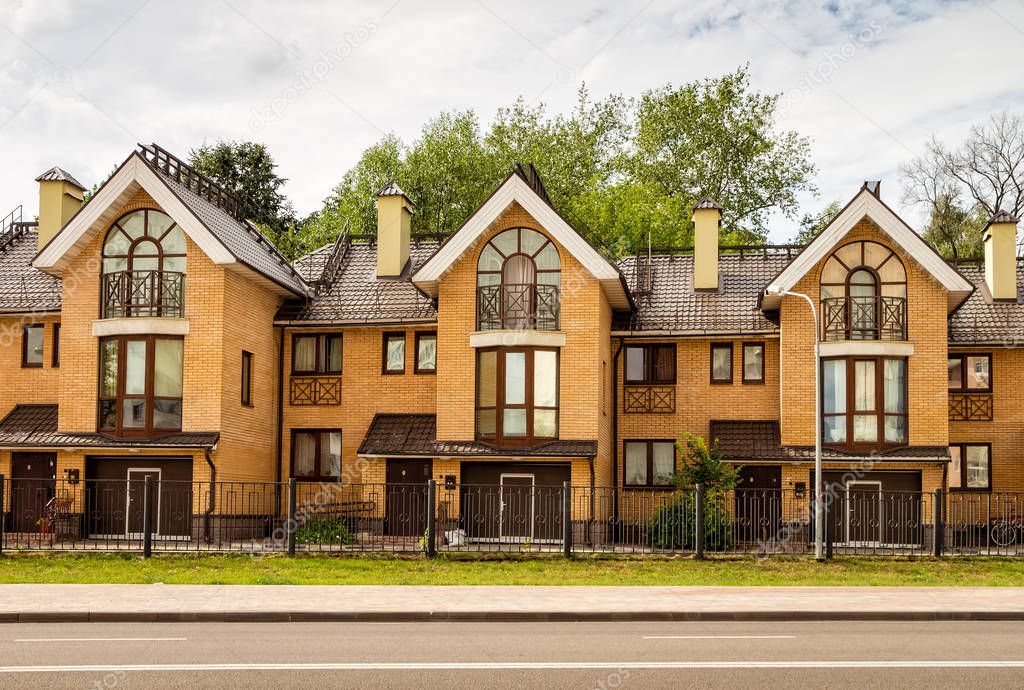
left=710, top=420, right=948, bottom=462
left=358, top=413, right=597, bottom=458
left=0, top=228, right=62, bottom=313
left=989, top=210, right=1019, bottom=224
left=35, top=166, right=85, bottom=189
left=948, top=262, right=1024, bottom=343
left=0, top=404, right=219, bottom=449
left=278, top=240, right=439, bottom=323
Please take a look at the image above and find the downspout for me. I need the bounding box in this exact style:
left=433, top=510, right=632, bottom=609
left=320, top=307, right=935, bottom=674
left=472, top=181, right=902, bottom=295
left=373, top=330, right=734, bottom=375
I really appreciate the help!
left=274, top=325, right=285, bottom=518
left=203, top=447, right=215, bottom=543
left=588, top=455, right=595, bottom=545
left=611, top=338, right=624, bottom=529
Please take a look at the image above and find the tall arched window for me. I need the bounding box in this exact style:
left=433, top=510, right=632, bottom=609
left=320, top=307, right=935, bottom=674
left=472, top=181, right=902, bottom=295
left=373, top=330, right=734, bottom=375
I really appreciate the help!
left=820, top=241, right=906, bottom=341
left=101, top=209, right=186, bottom=318
left=476, top=227, right=560, bottom=330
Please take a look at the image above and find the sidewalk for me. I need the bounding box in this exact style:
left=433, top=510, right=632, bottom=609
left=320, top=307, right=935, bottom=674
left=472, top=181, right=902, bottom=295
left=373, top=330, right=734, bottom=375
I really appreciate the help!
left=1, top=585, right=1023, bottom=622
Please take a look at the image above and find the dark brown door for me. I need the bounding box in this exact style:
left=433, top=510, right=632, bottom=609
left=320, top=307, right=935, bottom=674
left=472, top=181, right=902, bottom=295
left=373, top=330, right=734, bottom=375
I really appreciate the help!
left=846, top=482, right=882, bottom=544
left=734, top=465, right=781, bottom=544
left=500, top=474, right=534, bottom=541
left=11, top=453, right=56, bottom=532
left=126, top=469, right=161, bottom=536
left=460, top=463, right=569, bottom=542
left=385, top=459, right=432, bottom=537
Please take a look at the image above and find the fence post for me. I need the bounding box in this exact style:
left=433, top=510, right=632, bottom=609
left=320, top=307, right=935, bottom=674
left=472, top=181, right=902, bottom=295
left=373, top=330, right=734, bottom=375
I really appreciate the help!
left=824, top=492, right=834, bottom=560
left=142, top=475, right=154, bottom=559
left=933, top=488, right=944, bottom=557
left=694, top=483, right=705, bottom=560
left=426, top=479, right=437, bottom=558
left=0, top=474, right=5, bottom=556
left=562, top=481, right=572, bottom=557
left=287, top=478, right=297, bottom=556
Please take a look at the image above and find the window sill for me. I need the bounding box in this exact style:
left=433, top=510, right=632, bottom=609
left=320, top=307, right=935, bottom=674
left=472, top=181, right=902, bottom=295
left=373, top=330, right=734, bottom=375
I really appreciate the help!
left=469, top=330, right=565, bottom=349
left=93, top=317, right=189, bottom=337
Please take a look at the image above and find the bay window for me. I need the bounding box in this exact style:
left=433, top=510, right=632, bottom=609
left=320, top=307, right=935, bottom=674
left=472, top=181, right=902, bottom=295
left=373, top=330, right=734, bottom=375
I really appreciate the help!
left=98, top=335, right=184, bottom=436
left=822, top=357, right=907, bottom=449
left=476, top=347, right=558, bottom=445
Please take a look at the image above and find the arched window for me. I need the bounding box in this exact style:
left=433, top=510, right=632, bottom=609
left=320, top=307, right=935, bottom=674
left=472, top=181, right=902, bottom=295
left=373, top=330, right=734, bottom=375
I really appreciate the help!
left=476, top=227, right=560, bottom=330
left=101, top=209, right=186, bottom=318
left=820, top=241, right=906, bottom=341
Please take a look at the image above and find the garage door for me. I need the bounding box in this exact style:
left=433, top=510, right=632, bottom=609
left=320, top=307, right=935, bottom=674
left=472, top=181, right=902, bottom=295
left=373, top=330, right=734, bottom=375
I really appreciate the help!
left=819, top=470, right=922, bottom=546
left=86, top=457, right=193, bottom=539
left=460, top=463, right=570, bottom=543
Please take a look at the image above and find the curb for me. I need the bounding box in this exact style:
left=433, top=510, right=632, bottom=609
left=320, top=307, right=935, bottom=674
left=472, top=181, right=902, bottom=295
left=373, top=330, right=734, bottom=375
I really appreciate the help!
left=3, top=610, right=1023, bottom=623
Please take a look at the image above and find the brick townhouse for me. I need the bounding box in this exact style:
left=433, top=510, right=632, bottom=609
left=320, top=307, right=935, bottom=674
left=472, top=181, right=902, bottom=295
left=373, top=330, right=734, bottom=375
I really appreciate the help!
left=0, top=143, right=1021, bottom=545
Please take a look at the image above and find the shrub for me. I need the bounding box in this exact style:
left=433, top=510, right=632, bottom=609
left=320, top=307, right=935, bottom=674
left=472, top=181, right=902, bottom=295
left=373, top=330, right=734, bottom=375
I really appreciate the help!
left=295, top=515, right=356, bottom=546
left=646, top=491, right=734, bottom=551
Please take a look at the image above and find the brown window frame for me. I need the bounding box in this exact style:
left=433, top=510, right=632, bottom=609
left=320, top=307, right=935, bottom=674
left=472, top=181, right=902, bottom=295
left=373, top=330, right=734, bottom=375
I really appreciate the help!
left=382, top=332, right=406, bottom=375
left=52, top=323, right=60, bottom=368
left=414, top=331, right=437, bottom=374
left=623, top=439, right=677, bottom=489
left=741, top=342, right=765, bottom=384
left=21, top=324, right=44, bottom=368
left=821, top=356, right=908, bottom=452
left=947, top=353, right=992, bottom=393
left=291, top=333, right=342, bottom=376
left=241, top=350, right=253, bottom=407
left=710, top=342, right=733, bottom=384
left=97, top=334, right=184, bottom=438
left=624, top=344, right=676, bottom=384
left=948, top=443, right=992, bottom=492
left=476, top=346, right=559, bottom=447
left=290, top=428, right=342, bottom=482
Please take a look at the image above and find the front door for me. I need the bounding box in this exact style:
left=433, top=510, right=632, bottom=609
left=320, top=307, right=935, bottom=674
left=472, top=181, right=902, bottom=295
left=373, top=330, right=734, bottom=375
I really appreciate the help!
left=11, top=453, right=56, bottom=532
left=734, top=465, right=781, bottom=544
left=125, top=468, right=161, bottom=537
left=846, top=481, right=882, bottom=545
left=385, top=459, right=432, bottom=537
left=499, top=474, right=535, bottom=542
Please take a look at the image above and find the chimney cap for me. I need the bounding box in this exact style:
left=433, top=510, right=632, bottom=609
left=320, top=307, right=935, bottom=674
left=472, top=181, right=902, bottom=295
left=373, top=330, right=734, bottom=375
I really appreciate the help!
left=375, top=181, right=415, bottom=207
left=693, top=197, right=723, bottom=212
left=35, top=166, right=85, bottom=190
left=863, top=180, right=881, bottom=198
left=989, top=209, right=1020, bottom=225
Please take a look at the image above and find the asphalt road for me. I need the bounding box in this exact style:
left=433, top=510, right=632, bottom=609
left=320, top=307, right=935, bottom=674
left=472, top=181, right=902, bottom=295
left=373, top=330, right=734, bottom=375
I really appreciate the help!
left=0, top=620, right=1022, bottom=688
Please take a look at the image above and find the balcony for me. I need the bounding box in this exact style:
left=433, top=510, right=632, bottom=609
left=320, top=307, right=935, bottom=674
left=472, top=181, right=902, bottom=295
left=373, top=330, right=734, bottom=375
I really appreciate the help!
left=821, top=295, right=906, bottom=341
left=102, top=270, right=185, bottom=319
left=477, top=283, right=560, bottom=331
left=949, top=393, right=993, bottom=422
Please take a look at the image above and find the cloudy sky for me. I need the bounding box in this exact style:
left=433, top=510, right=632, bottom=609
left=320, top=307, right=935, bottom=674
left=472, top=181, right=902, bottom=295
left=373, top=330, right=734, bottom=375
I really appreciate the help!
left=1, top=0, right=1022, bottom=242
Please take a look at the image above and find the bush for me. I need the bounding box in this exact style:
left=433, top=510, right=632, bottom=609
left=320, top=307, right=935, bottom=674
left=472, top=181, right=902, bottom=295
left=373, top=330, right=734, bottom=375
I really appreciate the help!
left=295, top=515, right=356, bottom=546
left=647, top=491, right=734, bottom=551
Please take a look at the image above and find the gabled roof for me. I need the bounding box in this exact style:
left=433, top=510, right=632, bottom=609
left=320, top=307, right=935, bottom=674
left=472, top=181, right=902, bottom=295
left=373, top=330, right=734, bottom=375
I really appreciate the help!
left=33, top=145, right=307, bottom=298
left=0, top=227, right=61, bottom=313
left=762, top=186, right=974, bottom=312
left=411, top=168, right=632, bottom=310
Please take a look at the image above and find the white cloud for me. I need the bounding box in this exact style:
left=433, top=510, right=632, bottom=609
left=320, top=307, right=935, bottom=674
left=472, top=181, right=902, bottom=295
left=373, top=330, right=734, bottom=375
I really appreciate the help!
left=0, top=0, right=1021, bottom=242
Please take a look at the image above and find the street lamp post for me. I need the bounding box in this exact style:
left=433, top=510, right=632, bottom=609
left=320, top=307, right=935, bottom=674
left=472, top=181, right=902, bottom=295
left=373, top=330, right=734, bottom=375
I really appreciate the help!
left=766, top=287, right=824, bottom=561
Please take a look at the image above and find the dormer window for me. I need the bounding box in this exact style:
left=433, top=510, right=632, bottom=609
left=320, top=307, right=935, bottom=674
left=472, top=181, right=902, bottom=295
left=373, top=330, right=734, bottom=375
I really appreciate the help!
left=101, top=209, right=186, bottom=318
left=476, top=227, right=560, bottom=330
left=820, top=241, right=906, bottom=341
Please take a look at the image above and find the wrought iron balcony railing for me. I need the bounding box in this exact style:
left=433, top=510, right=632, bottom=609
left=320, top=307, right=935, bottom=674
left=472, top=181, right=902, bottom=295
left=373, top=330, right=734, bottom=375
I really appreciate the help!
left=477, top=283, right=560, bottom=331
left=821, top=295, right=906, bottom=341
left=101, top=270, right=185, bottom=319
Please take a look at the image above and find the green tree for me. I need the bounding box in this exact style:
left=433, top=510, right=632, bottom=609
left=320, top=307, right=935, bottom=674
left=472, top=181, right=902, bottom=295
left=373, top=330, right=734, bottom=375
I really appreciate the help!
left=671, top=432, right=741, bottom=492
left=790, top=200, right=842, bottom=245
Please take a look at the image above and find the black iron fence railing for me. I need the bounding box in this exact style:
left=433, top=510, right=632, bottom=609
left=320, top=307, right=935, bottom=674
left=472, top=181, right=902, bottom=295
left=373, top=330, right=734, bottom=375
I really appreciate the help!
left=477, top=283, right=560, bottom=331
left=821, top=295, right=906, bottom=341
left=101, top=270, right=185, bottom=319
left=1, top=477, right=1021, bottom=557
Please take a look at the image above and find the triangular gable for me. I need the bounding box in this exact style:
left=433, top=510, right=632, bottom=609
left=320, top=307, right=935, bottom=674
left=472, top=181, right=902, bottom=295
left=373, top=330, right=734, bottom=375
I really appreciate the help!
left=412, top=171, right=632, bottom=310
left=33, top=151, right=306, bottom=297
left=762, top=187, right=974, bottom=312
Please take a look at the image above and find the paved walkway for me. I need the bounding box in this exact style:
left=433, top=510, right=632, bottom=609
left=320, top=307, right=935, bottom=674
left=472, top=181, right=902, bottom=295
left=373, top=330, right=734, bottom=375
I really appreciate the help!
left=1, top=585, right=1023, bottom=622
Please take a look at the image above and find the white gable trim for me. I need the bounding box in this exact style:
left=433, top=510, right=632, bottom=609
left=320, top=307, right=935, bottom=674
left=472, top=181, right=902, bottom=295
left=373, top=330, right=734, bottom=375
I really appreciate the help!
left=34, top=153, right=236, bottom=272
left=412, top=174, right=628, bottom=308
left=763, top=189, right=973, bottom=311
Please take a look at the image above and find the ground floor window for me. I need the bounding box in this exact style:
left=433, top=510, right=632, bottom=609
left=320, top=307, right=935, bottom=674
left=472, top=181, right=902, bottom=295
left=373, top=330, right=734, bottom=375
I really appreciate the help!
left=949, top=444, right=991, bottom=491
left=623, top=440, right=676, bottom=487
left=291, top=429, right=342, bottom=481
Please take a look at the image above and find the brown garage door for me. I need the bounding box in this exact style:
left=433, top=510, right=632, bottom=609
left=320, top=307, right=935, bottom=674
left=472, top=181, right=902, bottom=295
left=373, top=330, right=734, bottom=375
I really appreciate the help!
left=86, top=457, right=193, bottom=538
left=819, top=470, right=922, bottom=546
left=460, top=463, right=570, bottom=542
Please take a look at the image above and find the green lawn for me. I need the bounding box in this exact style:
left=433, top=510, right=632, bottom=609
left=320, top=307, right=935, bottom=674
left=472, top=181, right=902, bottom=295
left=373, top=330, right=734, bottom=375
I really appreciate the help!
left=0, top=553, right=1022, bottom=586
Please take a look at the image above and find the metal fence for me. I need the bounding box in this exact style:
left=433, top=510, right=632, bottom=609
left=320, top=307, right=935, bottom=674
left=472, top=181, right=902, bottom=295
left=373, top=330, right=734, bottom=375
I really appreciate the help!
left=1, top=475, right=1022, bottom=557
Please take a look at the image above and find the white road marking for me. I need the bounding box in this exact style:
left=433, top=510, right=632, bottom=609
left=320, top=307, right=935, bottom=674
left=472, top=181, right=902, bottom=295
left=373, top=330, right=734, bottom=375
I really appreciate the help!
left=642, top=636, right=796, bottom=640
left=0, top=660, right=1021, bottom=673
left=13, top=638, right=187, bottom=643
